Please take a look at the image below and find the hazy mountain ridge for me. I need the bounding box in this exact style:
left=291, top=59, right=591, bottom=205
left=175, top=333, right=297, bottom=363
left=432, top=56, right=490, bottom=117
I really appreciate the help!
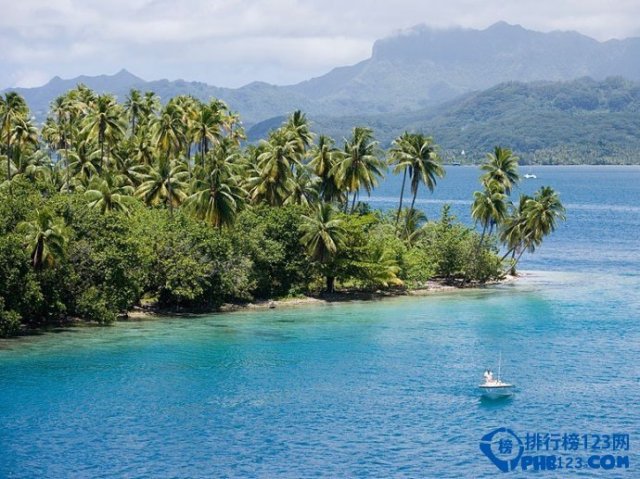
left=6, top=69, right=306, bottom=125
left=288, top=21, right=640, bottom=113
left=7, top=22, right=640, bottom=126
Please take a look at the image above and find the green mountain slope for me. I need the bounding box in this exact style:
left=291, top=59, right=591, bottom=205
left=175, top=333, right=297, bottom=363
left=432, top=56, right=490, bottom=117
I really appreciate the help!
left=249, top=77, right=640, bottom=164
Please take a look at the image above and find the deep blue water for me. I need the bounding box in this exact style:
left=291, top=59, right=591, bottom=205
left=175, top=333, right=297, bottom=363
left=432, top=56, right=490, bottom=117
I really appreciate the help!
left=1, top=166, right=639, bottom=478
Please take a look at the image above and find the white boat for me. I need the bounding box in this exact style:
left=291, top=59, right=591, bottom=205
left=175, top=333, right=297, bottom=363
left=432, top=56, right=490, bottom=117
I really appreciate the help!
left=479, top=354, right=514, bottom=398
left=523, top=173, right=537, bottom=179
left=479, top=374, right=515, bottom=398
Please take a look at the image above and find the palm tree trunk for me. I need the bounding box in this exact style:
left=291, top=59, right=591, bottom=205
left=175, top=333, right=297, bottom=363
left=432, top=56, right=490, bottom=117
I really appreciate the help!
left=326, top=275, right=335, bottom=293
left=406, top=185, right=419, bottom=233
left=409, top=185, right=419, bottom=215
left=478, top=224, right=488, bottom=249
left=166, top=151, right=174, bottom=217
left=6, top=132, right=11, bottom=196
left=185, top=140, right=191, bottom=179
left=395, top=169, right=407, bottom=230
left=508, top=249, right=518, bottom=275
left=34, top=238, right=43, bottom=269
left=100, top=140, right=104, bottom=174
left=511, top=248, right=528, bottom=275
left=350, top=190, right=358, bottom=213
left=500, top=247, right=515, bottom=262
left=64, top=139, right=70, bottom=193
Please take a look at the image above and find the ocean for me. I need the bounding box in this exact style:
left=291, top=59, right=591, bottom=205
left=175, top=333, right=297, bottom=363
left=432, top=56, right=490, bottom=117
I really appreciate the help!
left=1, top=166, right=638, bottom=477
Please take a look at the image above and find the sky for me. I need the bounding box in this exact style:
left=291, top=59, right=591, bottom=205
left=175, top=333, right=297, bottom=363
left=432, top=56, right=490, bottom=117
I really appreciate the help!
left=1, top=0, right=640, bottom=90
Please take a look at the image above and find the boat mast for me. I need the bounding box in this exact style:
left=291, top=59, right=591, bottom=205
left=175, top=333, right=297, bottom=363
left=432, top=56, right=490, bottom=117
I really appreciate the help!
left=498, top=351, right=502, bottom=381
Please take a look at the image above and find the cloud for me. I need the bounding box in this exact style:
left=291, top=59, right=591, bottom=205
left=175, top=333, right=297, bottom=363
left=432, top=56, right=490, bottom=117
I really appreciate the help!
left=7, top=69, right=51, bottom=89
left=1, top=0, right=639, bottom=89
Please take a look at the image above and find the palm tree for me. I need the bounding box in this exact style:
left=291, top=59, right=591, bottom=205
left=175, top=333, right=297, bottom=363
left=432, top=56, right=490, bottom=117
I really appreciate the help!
left=301, top=203, right=346, bottom=293
left=124, top=89, right=144, bottom=135
left=41, top=117, right=62, bottom=157
left=171, top=95, right=198, bottom=163
left=481, top=146, right=520, bottom=195
left=366, top=249, right=404, bottom=288
left=471, top=180, right=508, bottom=244
left=17, top=210, right=68, bottom=269
left=223, top=110, right=245, bottom=145
left=336, top=127, right=384, bottom=212
left=399, top=207, right=428, bottom=246
left=389, top=132, right=445, bottom=228
left=285, top=110, right=313, bottom=155
left=186, top=148, right=246, bottom=228
left=48, top=95, right=74, bottom=191
left=111, top=149, right=141, bottom=188
left=500, top=187, right=565, bottom=273
left=140, top=91, right=161, bottom=126
left=406, top=134, right=444, bottom=217
left=11, top=116, right=39, bottom=154
left=192, top=101, right=223, bottom=161
left=309, top=134, right=335, bottom=177
left=8, top=150, right=52, bottom=184
left=82, top=94, right=125, bottom=172
left=67, top=139, right=100, bottom=187
left=499, top=194, right=531, bottom=265
left=524, top=186, right=565, bottom=237
left=285, top=166, right=319, bottom=207
left=1, top=116, right=38, bottom=184
left=250, top=129, right=299, bottom=206
left=130, top=126, right=156, bottom=166
left=85, top=174, right=134, bottom=214
left=152, top=103, right=184, bottom=163
left=135, top=158, right=189, bottom=214
left=389, top=132, right=412, bottom=227
left=1, top=92, right=29, bottom=193
left=73, top=84, right=96, bottom=109
left=309, top=135, right=344, bottom=203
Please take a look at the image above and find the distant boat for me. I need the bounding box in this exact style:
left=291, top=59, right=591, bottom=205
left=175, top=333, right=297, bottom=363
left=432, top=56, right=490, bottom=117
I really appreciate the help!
left=524, top=173, right=537, bottom=179
left=479, top=354, right=514, bottom=398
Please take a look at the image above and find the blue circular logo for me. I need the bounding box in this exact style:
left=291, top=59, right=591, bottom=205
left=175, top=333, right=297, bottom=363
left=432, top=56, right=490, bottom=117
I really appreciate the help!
left=480, top=427, right=524, bottom=472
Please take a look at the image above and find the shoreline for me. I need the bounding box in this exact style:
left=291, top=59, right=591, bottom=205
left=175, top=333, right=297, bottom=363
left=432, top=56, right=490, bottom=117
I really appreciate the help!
left=125, top=275, right=519, bottom=321
left=0, top=275, right=522, bottom=343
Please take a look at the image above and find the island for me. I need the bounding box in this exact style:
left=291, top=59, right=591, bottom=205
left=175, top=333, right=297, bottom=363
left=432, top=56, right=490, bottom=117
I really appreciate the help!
left=0, top=87, right=565, bottom=337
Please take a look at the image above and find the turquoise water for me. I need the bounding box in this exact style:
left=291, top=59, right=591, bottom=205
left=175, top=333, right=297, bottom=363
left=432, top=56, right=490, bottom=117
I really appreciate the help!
left=1, top=166, right=639, bottom=477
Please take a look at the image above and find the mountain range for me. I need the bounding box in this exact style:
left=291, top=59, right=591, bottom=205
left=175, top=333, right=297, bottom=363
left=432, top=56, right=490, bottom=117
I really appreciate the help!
left=7, top=21, right=640, bottom=126
left=3, top=21, right=640, bottom=164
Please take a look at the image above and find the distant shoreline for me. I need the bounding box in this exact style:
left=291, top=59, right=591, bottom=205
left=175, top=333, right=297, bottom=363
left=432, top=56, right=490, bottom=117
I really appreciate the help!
left=441, top=164, right=640, bottom=167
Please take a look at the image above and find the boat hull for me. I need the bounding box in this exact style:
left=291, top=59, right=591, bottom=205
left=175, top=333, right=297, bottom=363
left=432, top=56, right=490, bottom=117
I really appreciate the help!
left=479, top=385, right=515, bottom=398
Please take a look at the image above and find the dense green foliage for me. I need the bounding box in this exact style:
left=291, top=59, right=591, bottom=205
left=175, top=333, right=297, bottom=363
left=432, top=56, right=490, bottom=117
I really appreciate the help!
left=0, top=87, right=563, bottom=337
